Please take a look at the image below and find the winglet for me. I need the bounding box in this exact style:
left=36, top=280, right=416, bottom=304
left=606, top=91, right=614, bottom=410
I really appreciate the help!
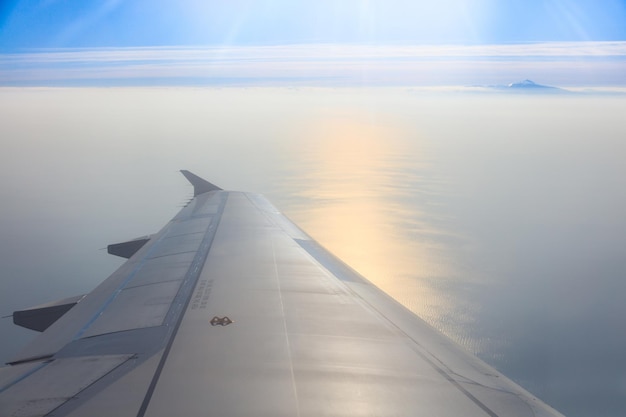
left=180, top=170, right=222, bottom=196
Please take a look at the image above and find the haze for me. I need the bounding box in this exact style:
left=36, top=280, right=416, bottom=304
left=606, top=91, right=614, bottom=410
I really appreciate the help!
left=0, top=88, right=625, bottom=417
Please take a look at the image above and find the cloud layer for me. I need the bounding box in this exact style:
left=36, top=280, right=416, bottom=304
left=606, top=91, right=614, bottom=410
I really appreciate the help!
left=2, top=42, right=625, bottom=87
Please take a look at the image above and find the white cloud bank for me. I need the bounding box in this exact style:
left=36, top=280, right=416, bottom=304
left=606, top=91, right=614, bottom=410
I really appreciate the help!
left=1, top=42, right=625, bottom=88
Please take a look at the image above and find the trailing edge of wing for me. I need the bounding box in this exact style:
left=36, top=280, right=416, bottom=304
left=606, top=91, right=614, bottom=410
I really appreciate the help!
left=180, top=170, right=221, bottom=196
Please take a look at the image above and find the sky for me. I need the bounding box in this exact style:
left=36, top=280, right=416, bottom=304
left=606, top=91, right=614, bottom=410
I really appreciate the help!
left=1, top=0, right=626, bottom=87
left=2, top=0, right=626, bottom=48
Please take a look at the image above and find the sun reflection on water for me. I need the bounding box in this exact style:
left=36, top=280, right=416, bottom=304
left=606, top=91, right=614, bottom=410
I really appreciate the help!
left=275, top=110, right=469, bottom=344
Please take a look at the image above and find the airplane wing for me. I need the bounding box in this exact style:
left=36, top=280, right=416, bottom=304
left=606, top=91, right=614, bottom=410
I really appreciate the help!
left=0, top=171, right=565, bottom=417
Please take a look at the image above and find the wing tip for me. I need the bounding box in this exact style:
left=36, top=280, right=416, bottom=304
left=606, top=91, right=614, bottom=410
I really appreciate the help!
left=180, top=170, right=222, bottom=196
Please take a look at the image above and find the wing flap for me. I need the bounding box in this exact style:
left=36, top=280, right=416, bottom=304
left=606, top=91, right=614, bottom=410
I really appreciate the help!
left=0, top=355, right=132, bottom=417
left=80, top=280, right=182, bottom=338
left=7, top=191, right=223, bottom=364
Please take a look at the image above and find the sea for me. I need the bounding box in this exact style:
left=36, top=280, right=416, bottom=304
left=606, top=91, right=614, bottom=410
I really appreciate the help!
left=0, top=87, right=625, bottom=417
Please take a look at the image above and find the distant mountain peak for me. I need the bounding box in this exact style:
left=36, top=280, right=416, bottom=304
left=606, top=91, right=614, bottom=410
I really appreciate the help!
left=507, top=79, right=556, bottom=89
left=468, top=79, right=569, bottom=94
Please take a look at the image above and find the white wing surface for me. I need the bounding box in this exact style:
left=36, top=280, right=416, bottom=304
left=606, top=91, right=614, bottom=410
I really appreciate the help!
left=0, top=171, right=565, bottom=417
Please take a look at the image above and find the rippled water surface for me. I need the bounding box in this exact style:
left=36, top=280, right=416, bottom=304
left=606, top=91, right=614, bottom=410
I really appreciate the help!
left=1, top=88, right=625, bottom=416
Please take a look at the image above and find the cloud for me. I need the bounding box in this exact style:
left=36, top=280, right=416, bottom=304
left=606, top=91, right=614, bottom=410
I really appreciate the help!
left=1, top=42, right=625, bottom=87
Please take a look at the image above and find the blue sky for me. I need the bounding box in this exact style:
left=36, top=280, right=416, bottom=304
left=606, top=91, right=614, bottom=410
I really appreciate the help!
left=1, top=0, right=626, bottom=86
left=2, top=0, right=626, bottom=48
